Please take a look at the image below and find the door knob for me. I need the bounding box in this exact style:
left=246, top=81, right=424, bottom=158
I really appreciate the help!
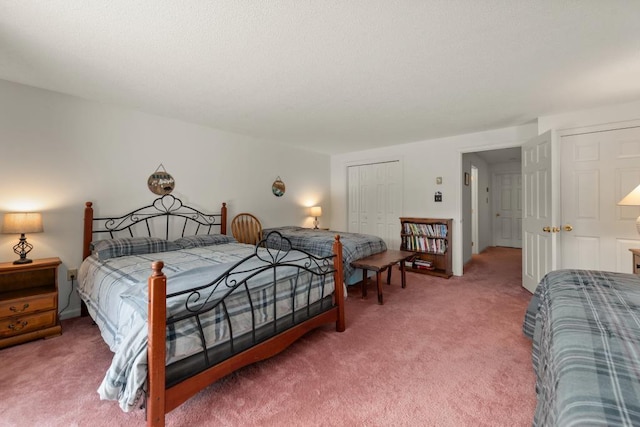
left=563, top=225, right=573, bottom=232
left=542, top=226, right=551, bottom=232
left=496, top=213, right=500, bottom=217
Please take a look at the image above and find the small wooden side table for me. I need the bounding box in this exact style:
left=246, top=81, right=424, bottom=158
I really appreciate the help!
left=350, top=250, right=416, bottom=304
left=0, top=257, right=62, bottom=348
left=630, top=249, right=640, bottom=275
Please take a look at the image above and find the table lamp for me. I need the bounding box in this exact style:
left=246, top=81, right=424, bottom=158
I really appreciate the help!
left=618, top=184, right=640, bottom=234
left=1, top=212, right=44, bottom=264
left=310, top=206, right=322, bottom=229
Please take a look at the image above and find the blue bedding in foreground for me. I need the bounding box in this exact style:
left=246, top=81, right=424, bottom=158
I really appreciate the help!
left=523, top=269, right=640, bottom=426
left=78, top=242, right=336, bottom=412
left=261, top=226, right=387, bottom=283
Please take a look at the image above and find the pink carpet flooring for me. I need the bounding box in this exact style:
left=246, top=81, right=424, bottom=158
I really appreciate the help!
left=0, top=247, right=536, bottom=426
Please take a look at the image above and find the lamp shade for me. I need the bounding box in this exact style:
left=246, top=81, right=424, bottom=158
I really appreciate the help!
left=618, top=184, right=640, bottom=235
left=1, top=212, right=44, bottom=234
left=310, top=206, right=322, bottom=217
left=618, top=184, right=640, bottom=206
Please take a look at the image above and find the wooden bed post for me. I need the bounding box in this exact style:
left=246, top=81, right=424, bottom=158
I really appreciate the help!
left=147, top=261, right=167, bottom=427
left=333, top=235, right=346, bottom=332
left=82, top=202, right=94, bottom=260
left=220, top=202, right=227, bottom=235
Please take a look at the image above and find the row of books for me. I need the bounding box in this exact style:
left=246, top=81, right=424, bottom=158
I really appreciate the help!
left=403, top=222, right=448, bottom=238
left=412, top=259, right=434, bottom=270
left=402, top=236, right=448, bottom=254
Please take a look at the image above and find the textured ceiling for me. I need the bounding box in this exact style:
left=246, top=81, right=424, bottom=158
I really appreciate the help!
left=2, top=1, right=640, bottom=155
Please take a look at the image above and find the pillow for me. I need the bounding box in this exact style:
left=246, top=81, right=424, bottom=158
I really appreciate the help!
left=173, top=234, right=237, bottom=249
left=91, top=237, right=179, bottom=260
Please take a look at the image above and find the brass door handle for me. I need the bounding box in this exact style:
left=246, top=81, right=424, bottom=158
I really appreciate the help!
left=564, top=225, right=573, bottom=232
left=542, top=226, right=551, bottom=233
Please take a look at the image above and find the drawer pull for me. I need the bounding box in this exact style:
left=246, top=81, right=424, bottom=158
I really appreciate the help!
left=9, top=303, right=30, bottom=313
left=8, top=321, right=28, bottom=331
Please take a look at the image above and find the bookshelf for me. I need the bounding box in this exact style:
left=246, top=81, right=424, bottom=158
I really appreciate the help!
left=400, top=217, right=453, bottom=278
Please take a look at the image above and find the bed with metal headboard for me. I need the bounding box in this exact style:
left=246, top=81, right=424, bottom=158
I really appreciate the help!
left=79, top=194, right=345, bottom=426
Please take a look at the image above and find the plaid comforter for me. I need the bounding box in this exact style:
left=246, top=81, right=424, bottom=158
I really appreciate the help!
left=261, top=226, right=387, bottom=282
left=78, top=243, right=336, bottom=412
left=523, top=269, right=640, bottom=426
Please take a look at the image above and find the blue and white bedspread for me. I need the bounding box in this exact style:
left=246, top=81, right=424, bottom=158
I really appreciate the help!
left=78, top=243, right=336, bottom=412
left=261, top=226, right=387, bottom=283
left=523, top=269, right=640, bottom=426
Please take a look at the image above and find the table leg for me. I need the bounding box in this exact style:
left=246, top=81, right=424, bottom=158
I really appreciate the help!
left=386, top=266, right=392, bottom=284
left=401, top=261, right=406, bottom=288
left=361, top=269, right=367, bottom=298
left=376, top=271, right=383, bottom=304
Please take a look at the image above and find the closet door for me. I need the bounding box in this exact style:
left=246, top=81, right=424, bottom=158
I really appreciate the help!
left=560, top=126, right=640, bottom=273
left=347, top=161, right=402, bottom=249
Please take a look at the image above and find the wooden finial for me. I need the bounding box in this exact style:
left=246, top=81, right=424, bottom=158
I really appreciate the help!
left=151, top=261, right=165, bottom=276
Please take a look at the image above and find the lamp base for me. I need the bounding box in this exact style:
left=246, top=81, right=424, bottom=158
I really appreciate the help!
left=12, top=234, right=34, bottom=265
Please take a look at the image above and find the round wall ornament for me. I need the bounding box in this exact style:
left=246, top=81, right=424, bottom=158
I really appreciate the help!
left=148, top=164, right=175, bottom=195
left=272, top=176, right=286, bottom=197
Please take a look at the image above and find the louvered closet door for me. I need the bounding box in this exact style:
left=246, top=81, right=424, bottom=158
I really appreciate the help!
left=347, top=161, right=402, bottom=249
left=560, top=126, right=640, bottom=273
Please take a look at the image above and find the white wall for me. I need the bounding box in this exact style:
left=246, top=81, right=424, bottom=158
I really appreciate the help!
left=330, top=123, right=538, bottom=276
left=0, top=79, right=331, bottom=319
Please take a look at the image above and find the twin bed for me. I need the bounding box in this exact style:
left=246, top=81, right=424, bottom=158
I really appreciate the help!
left=524, top=269, right=640, bottom=426
left=78, top=196, right=349, bottom=426
left=262, top=226, right=388, bottom=285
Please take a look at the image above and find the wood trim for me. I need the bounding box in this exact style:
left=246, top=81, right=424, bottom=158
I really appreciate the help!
left=147, top=261, right=167, bottom=427
left=83, top=202, right=94, bottom=260
left=164, top=308, right=339, bottom=413
left=333, top=235, right=345, bottom=331
left=220, top=203, right=227, bottom=236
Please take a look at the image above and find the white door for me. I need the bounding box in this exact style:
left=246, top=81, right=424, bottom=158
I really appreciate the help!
left=560, top=126, right=640, bottom=273
left=493, top=172, right=522, bottom=248
left=347, top=161, right=402, bottom=248
left=522, top=131, right=560, bottom=293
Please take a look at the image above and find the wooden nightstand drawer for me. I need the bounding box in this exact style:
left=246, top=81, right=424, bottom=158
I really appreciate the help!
left=0, top=292, right=57, bottom=318
left=0, top=309, right=56, bottom=338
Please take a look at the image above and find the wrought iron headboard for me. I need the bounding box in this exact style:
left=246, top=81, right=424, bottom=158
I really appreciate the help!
left=83, top=194, right=227, bottom=259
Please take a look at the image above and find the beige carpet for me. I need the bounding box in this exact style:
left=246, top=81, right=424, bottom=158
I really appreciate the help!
left=0, top=246, right=536, bottom=426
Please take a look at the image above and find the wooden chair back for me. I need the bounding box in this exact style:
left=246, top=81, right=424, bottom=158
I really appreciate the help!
left=231, top=213, right=263, bottom=245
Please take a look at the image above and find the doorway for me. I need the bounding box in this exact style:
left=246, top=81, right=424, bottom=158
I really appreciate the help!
left=463, top=147, right=522, bottom=273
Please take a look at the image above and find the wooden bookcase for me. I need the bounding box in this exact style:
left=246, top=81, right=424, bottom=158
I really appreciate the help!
left=400, top=217, right=453, bottom=278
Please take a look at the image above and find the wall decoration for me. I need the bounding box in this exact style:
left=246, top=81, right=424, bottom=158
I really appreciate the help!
left=272, top=176, right=286, bottom=197
left=148, top=164, right=175, bottom=195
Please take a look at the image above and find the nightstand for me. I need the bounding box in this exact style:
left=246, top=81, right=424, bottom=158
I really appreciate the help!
left=630, top=249, right=640, bottom=275
left=0, top=257, right=62, bottom=348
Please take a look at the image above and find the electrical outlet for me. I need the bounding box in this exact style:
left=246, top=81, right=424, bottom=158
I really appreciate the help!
left=67, top=268, right=78, bottom=281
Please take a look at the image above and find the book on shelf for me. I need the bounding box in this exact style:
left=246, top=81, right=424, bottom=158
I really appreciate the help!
left=403, top=222, right=448, bottom=238
left=412, top=259, right=434, bottom=270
